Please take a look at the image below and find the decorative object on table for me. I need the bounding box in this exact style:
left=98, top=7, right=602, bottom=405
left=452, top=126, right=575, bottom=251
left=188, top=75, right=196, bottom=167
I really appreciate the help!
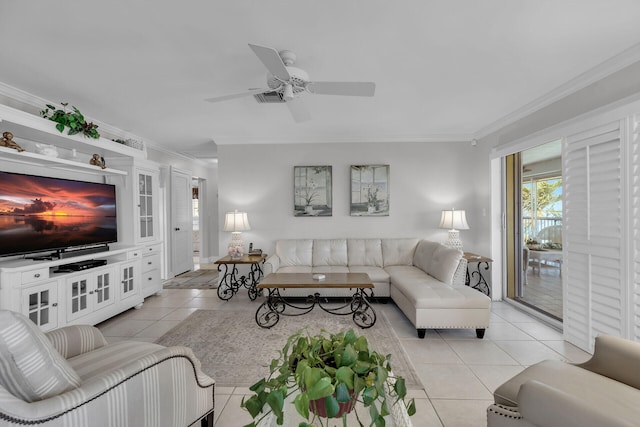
left=40, top=102, right=100, bottom=139
left=0, top=131, right=25, bottom=152
left=223, top=209, right=251, bottom=257
left=525, top=237, right=542, bottom=250
left=294, top=165, right=332, bottom=217
left=240, top=328, right=416, bottom=426
left=124, top=138, right=144, bottom=150
left=34, top=143, right=59, bottom=157
left=350, top=165, right=389, bottom=216
left=439, top=208, right=469, bottom=249
left=89, top=153, right=106, bottom=169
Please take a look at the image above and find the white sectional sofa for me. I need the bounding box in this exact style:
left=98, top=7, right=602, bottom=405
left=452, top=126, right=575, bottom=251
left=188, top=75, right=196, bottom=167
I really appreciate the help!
left=264, top=238, right=491, bottom=338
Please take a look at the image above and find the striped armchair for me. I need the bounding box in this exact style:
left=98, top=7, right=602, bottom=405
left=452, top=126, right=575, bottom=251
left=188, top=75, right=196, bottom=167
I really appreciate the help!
left=0, top=311, right=215, bottom=427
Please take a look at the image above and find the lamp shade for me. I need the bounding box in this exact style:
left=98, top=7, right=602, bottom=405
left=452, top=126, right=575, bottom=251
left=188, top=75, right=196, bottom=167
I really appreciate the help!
left=439, top=209, right=469, bottom=230
left=223, top=210, right=251, bottom=232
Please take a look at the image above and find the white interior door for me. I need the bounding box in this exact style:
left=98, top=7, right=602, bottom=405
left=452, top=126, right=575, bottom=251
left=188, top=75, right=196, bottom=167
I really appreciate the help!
left=170, top=168, right=193, bottom=276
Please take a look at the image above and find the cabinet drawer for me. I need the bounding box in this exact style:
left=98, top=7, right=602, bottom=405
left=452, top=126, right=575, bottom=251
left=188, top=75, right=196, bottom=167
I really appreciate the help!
left=142, top=253, right=161, bottom=273
left=21, top=268, right=50, bottom=284
left=144, top=243, right=162, bottom=255
left=127, top=250, right=142, bottom=260
left=142, top=268, right=161, bottom=286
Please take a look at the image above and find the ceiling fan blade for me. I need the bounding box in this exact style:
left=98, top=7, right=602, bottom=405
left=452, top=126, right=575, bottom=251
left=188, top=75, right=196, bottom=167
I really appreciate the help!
left=248, top=43, right=290, bottom=81
left=204, top=87, right=271, bottom=103
left=286, top=98, right=311, bottom=123
left=307, top=81, right=376, bottom=97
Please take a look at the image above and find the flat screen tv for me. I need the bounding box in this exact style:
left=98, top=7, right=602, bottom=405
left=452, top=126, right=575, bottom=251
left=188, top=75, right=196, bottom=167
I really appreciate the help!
left=0, top=171, right=117, bottom=257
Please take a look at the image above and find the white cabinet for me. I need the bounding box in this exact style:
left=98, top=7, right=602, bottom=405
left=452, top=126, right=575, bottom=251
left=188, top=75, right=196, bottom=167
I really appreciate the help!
left=66, top=267, right=116, bottom=323
left=140, top=243, right=163, bottom=297
left=0, top=246, right=143, bottom=329
left=107, top=158, right=164, bottom=297
left=0, top=104, right=152, bottom=329
left=138, top=171, right=157, bottom=241
left=120, top=260, right=138, bottom=301
left=22, top=282, right=58, bottom=332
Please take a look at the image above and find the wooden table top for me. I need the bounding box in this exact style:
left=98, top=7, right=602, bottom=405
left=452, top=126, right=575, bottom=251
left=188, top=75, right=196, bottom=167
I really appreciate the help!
left=257, top=272, right=373, bottom=289
left=463, top=252, right=493, bottom=263
left=214, top=253, right=267, bottom=264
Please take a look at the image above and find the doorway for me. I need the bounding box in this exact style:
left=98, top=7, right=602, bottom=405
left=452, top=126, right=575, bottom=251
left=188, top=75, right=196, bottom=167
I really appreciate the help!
left=506, top=140, right=563, bottom=321
left=192, top=177, right=202, bottom=269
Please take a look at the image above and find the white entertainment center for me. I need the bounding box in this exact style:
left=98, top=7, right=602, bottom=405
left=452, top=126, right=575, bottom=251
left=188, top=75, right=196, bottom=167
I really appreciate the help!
left=0, top=104, right=163, bottom=331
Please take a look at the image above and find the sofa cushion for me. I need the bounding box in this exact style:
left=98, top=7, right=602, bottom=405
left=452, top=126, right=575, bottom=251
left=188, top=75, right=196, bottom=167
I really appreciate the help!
left=382, top=238, right=419, bottom=266
left=493, top=360, right=640, bottom=420
left=276, top=239, right=313, bottom=266
left=347, top=239, right=383, bottom=267
left=427, top=245, right=463, bottom=285
left=0, top=310, right=81, bottom=402
left=313, top=239, right=348, bottom=266
left=278, top=266, right=313, bottom=273
left=386, top=266, right=489, bottom=309
left=312, top=266, right=349, bottom=273
left=413, top=240, right=440, bottom=273
left=348, top=266, right=389, bottom=284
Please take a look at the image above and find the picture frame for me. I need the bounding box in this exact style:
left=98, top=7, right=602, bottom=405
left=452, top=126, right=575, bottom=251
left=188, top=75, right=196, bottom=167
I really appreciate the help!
left=294, top=166, right=332, bottom=217
left=350, top=165, right=389, bottom=216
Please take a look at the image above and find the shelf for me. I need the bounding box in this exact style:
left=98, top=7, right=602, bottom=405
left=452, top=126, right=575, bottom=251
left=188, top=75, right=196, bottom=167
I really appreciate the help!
left=0, top=146, right=127, bottom=176
left=0, top=104, right=145, bottom=160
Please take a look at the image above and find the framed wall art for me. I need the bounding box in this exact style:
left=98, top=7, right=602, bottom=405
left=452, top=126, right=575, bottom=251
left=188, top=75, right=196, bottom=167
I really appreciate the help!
left=350, top=165, right=389, bottom=216
left=294, top=166, right=332, bottom=217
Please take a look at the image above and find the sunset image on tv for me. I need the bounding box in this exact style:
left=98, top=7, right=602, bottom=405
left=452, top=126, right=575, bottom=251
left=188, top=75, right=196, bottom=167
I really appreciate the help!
left=0, top=171, right=117, bottom=256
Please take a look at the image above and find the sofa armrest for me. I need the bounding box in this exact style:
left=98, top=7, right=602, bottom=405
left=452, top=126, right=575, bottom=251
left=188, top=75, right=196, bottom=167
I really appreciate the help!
left=451, top=258, right=467, bottom=286
left=0, top=345, right=215, bottom=425
left=517, top=380, right=636, bottom=427
left=46, top=325, right=108, bottom=359
left=264, top=253, right=280, bottom=275
left=576, top=335, right=640, bottom=390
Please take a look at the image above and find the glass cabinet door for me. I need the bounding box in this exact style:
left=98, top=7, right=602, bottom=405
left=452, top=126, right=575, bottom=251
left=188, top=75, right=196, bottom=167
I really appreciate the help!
left=23, top=283, right=58, bottom=331
left=138, top=173, right=154, bottom=239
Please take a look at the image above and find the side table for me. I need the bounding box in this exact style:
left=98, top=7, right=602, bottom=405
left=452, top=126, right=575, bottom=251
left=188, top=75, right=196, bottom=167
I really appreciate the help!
left=214, top=253, right=267, bottom=300
left=463, top=252, right=493, bottom=297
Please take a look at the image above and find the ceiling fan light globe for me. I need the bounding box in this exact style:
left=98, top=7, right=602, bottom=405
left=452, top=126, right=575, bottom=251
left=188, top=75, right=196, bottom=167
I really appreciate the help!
left=283, top=84, right=294, bottom=100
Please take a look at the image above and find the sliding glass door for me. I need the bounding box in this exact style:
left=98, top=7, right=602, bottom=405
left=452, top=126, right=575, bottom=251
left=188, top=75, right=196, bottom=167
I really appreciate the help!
left=506, top=140, right=563, bottom=320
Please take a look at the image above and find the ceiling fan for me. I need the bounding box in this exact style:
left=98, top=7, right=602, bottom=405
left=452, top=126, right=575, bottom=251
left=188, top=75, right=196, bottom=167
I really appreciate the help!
left=205, top=43, right=376, bottom=123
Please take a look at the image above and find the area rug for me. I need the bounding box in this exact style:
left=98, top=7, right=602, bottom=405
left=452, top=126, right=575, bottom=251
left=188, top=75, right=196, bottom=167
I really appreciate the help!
left=162, top=269, right=219, bottom=289
left=155, top=308, right=422, bottom=390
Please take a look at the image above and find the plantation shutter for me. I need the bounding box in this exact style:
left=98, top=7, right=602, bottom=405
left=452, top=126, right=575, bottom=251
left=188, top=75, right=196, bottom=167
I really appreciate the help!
left=563, top=120, right=625, bottom=351
left=632, top=114, right=640, bottom=342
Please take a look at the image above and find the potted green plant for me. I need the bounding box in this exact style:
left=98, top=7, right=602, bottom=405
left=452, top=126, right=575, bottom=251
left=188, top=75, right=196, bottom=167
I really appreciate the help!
left=40, top=102, right=100, bottom=139
left=241, top=328, right=416, bottom=427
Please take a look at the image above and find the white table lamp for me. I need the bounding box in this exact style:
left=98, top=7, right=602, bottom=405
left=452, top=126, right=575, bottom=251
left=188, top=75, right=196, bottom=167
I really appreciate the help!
left=439, top=209, right=469, bottom=250
left=223, top=210, right=251, bottom=257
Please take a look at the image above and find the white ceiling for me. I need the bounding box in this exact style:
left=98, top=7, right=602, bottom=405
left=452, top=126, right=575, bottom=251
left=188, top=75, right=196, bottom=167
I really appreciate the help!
left=2, top=0, right=640, bottom=159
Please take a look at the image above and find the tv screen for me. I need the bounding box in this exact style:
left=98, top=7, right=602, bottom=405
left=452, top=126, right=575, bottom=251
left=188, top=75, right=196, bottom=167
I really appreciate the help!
left=0, top=171, right=117, bottom=257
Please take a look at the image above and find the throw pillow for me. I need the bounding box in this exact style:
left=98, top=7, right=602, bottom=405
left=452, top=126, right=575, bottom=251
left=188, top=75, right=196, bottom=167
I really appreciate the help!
left=427, top=245, right=463, bottom=284
left=0, top=310, right=81, bottom=402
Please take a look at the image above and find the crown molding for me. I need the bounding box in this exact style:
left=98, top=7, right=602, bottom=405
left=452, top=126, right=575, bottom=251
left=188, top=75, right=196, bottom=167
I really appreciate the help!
left=475, top=42, right=640, bottom=140
left=213, top=133, right=474, bottom=145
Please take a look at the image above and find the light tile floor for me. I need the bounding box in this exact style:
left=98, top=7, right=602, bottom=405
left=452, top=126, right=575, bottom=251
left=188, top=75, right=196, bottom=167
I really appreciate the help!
left=97, top=287, right=590, bottom=427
